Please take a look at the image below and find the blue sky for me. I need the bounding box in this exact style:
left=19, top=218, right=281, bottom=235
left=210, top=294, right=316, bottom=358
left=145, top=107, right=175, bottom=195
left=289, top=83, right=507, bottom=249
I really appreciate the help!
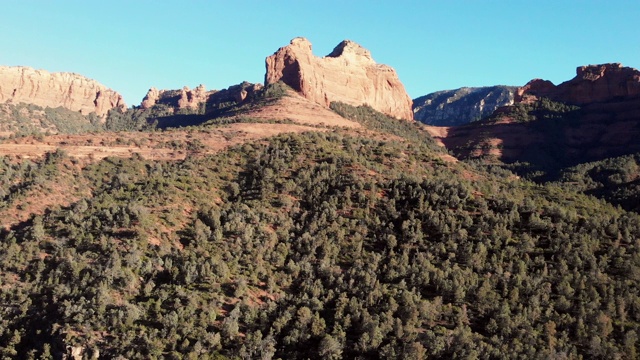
left=1, top=1, right=638, bottom=105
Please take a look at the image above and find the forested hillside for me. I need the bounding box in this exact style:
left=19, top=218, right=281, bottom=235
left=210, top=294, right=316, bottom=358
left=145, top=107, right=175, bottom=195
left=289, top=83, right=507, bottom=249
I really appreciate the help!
left=0, top=105, right=638, bottom=359
left=0, top=103, right=103, bottom=135
left=555, top=153, right=640, bottom=213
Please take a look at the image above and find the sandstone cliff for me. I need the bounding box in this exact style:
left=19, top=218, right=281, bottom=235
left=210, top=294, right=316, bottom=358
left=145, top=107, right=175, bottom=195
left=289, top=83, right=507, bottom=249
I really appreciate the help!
left=0, top=66, right=126, bottom=117
left=265, top=37, right=413, bottom=120
left=413, top=86, right=516, bottom=126
left=515, top=63, right=640, bottom=105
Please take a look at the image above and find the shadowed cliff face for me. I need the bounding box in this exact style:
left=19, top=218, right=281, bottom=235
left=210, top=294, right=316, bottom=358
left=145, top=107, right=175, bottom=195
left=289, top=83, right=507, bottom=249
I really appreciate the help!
left=434, top=99, right=640, bottom=163
left=0, top=66, right=126, bottom=117
left=265, top=37, right=414, bottom=120
left=413, top=86, right=517, bottom=126
left=427, top=63, right=640, bottom=177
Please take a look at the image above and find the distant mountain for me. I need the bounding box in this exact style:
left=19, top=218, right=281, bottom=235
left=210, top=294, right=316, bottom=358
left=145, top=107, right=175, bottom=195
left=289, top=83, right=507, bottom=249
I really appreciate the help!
left=432, top=64, right=640, bottom=180
left=429, top=63, right=640, bottom=168
left=413, top=85, right=517, bottom=126
left=426, top=63, right=640, bottom=211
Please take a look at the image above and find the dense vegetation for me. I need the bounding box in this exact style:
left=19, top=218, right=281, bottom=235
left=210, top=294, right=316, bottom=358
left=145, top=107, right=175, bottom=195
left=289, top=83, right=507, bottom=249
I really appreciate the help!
left=330, top=102, right=440, bottom=148
left=0, top=121, right=638, bottom=359
left=0, top=103, right=102, bottom=135
left=483, top=98, right=580, bottom=124
left=459, top=98, right=640, bottom=213
left=554, top=153, right=640, bottom=213
left=0, top=82, right=293, bottom=138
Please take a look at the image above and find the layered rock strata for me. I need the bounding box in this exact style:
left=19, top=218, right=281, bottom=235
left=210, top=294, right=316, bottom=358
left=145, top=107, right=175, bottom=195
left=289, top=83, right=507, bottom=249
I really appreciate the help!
left=430, top=63, right=640, bottom=167
left=0, top=66, right=126, bottom=117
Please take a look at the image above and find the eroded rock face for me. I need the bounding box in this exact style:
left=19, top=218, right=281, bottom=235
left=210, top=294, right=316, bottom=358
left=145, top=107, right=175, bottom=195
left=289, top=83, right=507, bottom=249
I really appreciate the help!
left=0, top=66, right=126, bottom=117
left=265, top=37, right=413, bottom=120
left=514, top=79, right=556, bottom=103
left=207, top=82, right=263, bottom=108
left=516, top=63, right=640, bottom=104
left=414, top=86, right=517, bottom=126
left=140, top=84, right=213, bottom=110
left=178, top=85, right=209, bottom=109
left=139, top=82, right=263, bottom=113
left=140, top=87, right=161, bottom=109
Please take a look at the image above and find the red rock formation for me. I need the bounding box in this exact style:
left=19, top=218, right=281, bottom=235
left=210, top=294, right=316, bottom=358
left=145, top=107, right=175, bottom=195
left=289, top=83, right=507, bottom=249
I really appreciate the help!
left=265, top=37, right=413, bottom=120
left=219, top=82, right=263, bottom=104
left=178, top=85, right=209, bottom=110
left=514, top=79, right=556, bottom=103
left=516, top=63, right=640, bottom=105
left=140, top=84, right=214, bottom=110
left=0, top=66, right=126, bottom=117
left=436, top=63, right=640, bottom=167
left=140, top=87, right=161, bottom=109
left=140, top=82, right=263, bottom=113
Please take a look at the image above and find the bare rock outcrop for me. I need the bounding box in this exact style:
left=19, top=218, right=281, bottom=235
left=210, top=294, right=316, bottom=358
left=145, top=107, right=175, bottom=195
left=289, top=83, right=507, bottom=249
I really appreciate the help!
left=265, top=37, right=413, bottom=120
left=514, top=79, right=556, bottom=103
left=178, top=84, right=209, bottom=109
left=207, top=82, right=263, bottom=108
left=515, top=63, right=640, bottom=105
left=139, top=82, right=262, bottom=113
left=140, top=87, right=161, bottom=109
left=140, top=84, right=214, bottom=110
left=0, top=66, right=126, bottom=117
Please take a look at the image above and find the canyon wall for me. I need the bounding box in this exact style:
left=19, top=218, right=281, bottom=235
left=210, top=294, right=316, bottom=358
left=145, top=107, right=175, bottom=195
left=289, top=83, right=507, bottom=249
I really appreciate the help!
left=0, top=66, right=126, bottom=117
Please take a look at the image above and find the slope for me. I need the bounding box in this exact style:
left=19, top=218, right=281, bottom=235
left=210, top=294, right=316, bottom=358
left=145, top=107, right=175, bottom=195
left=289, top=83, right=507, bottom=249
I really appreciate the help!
left=0, top=107, right=638, bottom=359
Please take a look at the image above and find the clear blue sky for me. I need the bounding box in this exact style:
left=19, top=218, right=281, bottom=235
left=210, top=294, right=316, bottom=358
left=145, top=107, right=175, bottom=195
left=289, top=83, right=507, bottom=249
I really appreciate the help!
left=1, top=1, right=638, bottom=105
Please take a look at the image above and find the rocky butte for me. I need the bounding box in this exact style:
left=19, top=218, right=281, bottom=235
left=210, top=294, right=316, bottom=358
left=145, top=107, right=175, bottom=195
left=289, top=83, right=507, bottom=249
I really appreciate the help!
left=265, top=37, right=413, bottom=120
left=0, top=65, right=126, bottom=117
left=515, top=63, right=640, bottom=105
